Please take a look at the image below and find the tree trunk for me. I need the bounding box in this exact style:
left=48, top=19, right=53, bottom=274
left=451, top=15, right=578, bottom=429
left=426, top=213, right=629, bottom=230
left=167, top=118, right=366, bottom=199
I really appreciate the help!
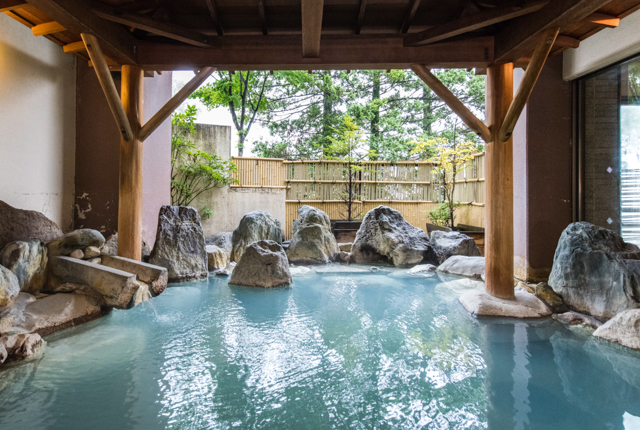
left=238, top=132, right=245, bottom=156
left=422, top=86, right=432, bottom=135
left=371, top=70, right=381, bottom=158
left=321, top=71, right=333, bottom=149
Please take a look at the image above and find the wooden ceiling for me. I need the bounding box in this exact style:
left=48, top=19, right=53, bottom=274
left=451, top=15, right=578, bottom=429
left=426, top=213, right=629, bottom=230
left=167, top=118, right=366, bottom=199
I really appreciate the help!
left=3, top=0, right=640, bottom=71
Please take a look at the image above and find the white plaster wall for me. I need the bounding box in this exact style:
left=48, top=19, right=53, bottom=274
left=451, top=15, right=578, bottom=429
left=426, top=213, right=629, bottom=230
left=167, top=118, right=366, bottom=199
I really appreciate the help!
left=564, top=9, right=640, bottom=80
left=0, top=14, right=76, bottom=231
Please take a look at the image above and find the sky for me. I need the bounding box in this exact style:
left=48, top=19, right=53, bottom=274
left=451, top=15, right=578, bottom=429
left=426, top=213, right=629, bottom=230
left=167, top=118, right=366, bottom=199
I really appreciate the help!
left=173, top=71, right=271, bottom=157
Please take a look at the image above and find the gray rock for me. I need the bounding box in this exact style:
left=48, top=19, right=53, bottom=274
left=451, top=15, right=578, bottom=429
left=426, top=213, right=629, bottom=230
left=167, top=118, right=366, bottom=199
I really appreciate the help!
left=87, top=258, right=101, bottom=264
left=47, top=229, right=105, bottom=257
left=149, top=206, right=208, bottom=282
left=553, top=311, right=602, bottom=329
left=351, top=205, right=437, bottom=267
left=437, top=255, right=485, bottom=280
left=231, top=211, right=282, bottom=262
left=334, top=251, right=351, bottom=264
left=100, top=233, right=151, bottom=260
left=459, top=288, right=551, bottom=318
left=0, top=333, right=44, bottom=364
left=535, top=282, right=568, bottom=313
left=408, top=264, right=437, bottom=274
left=287, top=206, right=338, bottom=265
left=84, top=246, right=101, bottom=259
left=205, top=232, right=232, bottom=252
left=0, top=201, right=63, bottom=252
left=206, top=244, right=230, bottom=271
left=215, top=261, right=236, bottom=276
left=593, top=309, right=640, bottom=350
left=338, top=243, right=352, bottom=252
left=1, top=240, right=47, bottom=294
left=0, top=265, right=20, bottom=311
left=548, top=222, right=640, bottom=320
left=70, top=249, right=84, bottom=259
left=229, top=240, right=292, bottom=288
left=429, top=230, right=481, bottom=264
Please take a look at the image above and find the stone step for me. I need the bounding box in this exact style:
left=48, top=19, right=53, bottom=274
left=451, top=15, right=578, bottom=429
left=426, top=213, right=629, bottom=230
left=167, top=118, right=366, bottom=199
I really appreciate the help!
left=100, top=255, right=168, bottom=296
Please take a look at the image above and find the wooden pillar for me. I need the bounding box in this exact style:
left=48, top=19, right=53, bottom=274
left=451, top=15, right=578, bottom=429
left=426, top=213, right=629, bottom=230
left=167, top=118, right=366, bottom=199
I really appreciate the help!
left=118, top=65, right=144, bottom=260
left=485, top=63, right=514, bottom=299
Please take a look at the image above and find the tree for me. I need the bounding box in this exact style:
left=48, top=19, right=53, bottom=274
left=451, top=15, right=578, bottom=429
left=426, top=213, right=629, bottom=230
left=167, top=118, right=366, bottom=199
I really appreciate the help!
left=324, top=116, right=376, bottom=221
left=410, top=124, right=479, bottom=228
left=190, top=71, right=270, bottom=156
left=171, top=105, right=237, bottom=216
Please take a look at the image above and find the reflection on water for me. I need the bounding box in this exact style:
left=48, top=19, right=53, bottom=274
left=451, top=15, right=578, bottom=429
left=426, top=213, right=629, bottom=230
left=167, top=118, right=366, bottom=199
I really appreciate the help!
left=0, top=267, right=640, bottom=429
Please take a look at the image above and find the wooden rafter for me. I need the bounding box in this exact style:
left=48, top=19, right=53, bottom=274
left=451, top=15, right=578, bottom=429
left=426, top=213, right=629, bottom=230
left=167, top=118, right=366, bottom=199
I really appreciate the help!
left=81, top=33, right=133, bottom=142
left=62, top=40, right=84, bottom=53
left=0, top=0, right=26, bottom=12
left=499, top=27, right=559, bottom=141
left=301, top=0, right=324, bottom=58
left=92, top=6, right=215, bottom=48
left=139, top=67, right=215, bottom=142
left=26, top=0, right=138, bottom=65
left=555, top=34, right=579, bottom=48
left=354, top=0, right=366, bottom=35
left=257, top=0, right=267, bottom=36
left=586, top=12, right=620, bottom=27
left=204, top=0, right=224, bottom=36
left=31, top=20, right=65, bottom=35
left=411, top=64, right=491, bottom=142
left=400, top=0, right=421, bottom=34
left=493, top=0, right=612, bottom=63
left=404, top=0, right=548, bottom=47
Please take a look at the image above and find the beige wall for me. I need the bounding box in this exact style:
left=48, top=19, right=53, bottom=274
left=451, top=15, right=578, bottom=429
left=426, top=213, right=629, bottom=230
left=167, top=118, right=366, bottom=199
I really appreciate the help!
left=563, top=8, right=640, bottom=80
left=0, top=14, right=76, bottom=231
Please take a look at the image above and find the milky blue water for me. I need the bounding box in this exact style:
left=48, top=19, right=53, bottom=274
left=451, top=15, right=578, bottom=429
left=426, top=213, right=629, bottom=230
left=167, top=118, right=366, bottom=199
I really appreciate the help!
left=1, top=266, right=640, bottom=430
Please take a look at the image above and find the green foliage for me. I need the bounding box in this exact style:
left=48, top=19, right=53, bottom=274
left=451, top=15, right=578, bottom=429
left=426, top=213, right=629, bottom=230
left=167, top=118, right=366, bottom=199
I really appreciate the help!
left=171, top=105, right=237, bottom=208
left=201, top=206, right=213, bottom=220
left=427, top=202, right=462, bottom=227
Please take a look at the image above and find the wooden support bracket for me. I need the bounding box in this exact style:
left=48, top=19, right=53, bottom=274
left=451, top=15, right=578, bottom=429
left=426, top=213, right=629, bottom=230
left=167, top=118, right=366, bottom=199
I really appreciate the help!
left=411, top=64, right=491, bottom=142
left=301, top=0, right=324, bottom=58
left=81, top=33, right=133, bottom=142
left=498, top=27, right=559, bottom=142
left=139, top=67, right=215, bottom=142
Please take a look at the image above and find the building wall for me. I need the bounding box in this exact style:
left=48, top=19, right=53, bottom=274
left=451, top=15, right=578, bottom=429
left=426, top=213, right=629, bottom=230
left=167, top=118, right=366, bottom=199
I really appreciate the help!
left=513, top=56, right=573, bottom=282
left=75, top=64, right=172, bottom=246
left=0, top=14, right=76, bottom=231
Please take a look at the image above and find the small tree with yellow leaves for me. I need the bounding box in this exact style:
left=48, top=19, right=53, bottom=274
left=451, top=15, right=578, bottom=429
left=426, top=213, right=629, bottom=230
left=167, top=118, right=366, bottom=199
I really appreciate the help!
left=410, top=137, right=478, bottom=228
left=325, top=116, right=377, bottom=221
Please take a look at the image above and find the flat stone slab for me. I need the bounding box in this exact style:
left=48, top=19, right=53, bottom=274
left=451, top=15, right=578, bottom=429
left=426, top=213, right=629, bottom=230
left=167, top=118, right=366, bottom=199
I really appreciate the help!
left=437, top=256, right=485, bottom=280
left=459, top=289, right=551, bottom=318
left=593, top=309, right=640, bottom=350
left=314, top=266, right=369, bottom=274
left=100, top=255, right=168, bottom=296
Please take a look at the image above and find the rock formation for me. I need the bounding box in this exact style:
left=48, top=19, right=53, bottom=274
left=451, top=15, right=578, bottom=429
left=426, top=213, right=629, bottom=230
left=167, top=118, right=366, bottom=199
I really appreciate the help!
left=149, top=206, right=208, bottom=282
left=0, top=265, right=20, bottom=311
left=593, top=309, right=640, bottom=350
left=436, top=256, right=485, bottom=280
left=1, top=240, right=47, bottom=293
left=47, top=229, right=105, bottom=257
left=205, top=232, right=232, bottom=271
left=350, top=205, right=437, bottom=266
left=429, top=230, right=481, bottom=264
left=229, top=240, right=292, bottom=288
left=287, top=206, right=338, bottom=264
left=231, top=211, right=282, bottom=262
left=548, top=222, right=640, bottom=320
left=0, top=200, right=62, bottom=251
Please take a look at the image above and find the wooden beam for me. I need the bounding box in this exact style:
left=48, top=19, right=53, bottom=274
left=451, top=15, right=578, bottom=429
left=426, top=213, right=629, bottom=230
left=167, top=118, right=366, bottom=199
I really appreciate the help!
left=485, top=62, right=514, bottom=300
left=137, top=34, right=495, bottom=71
left=92, top=6, right=214, bottom=48
left=257, top=0, right=268, bottom=36
left=81, top=33, right=133, bottom=142
left=26, top=0, right=138, bottom=65
left=404, top=0, right=547, bottom=47
left=301, top=0, right=324, bottom=58
left=63, top=40, right=85, bottom=53
left=31, top=20, right=65, bottom=36
left=493, top=0, right=611, bottom=63
left=411, top=64, right=491, bottom=142
left=354, top=0, right=366, bottom=35
left=139, top=67, right=215, bottom=142
left=0, top=0, right=26, bottom=13
left=554, top=34, right=579, bottom=48
left=400, top=0, right=421, bottom=34
left=118, top=64, right=144, bottom=261
left=499, top=27, right=559, bottom=142
left=204, top=0, right=224, bottom=36
left=586, top=12, right=620, bottom=27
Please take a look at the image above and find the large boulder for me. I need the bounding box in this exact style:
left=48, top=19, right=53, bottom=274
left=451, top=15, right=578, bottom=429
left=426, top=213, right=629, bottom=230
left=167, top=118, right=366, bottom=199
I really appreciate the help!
left=205, top=232, right=233, bottom=271
left=548, top=222, right=640, bottom=320
left=229, top=240, right=292, bottom=288
left=149, top=206, right=208, bottom=282
left=231, top=211, right=282, bottom=262
left=287, top=206, right=338, bottom=265
left=206, top=232, right=232, bottom=250
left=47, top=229, right=105, bottom=257
left=436, top=256, right=485, bottom=280
left=1, top=240, right=47, bottom=294
left=350, top=205, right=437, bottom=266
left=0, top=333, right=44, bottom=364
left=0, top=201, right=63, bottom=252
left=429, top=230, right=481, bottom=264
left=593, top=309, right=640, bottom=350
left=100, top=232, right=152, bottom=260
left=0, top=265, right=20, bottom=311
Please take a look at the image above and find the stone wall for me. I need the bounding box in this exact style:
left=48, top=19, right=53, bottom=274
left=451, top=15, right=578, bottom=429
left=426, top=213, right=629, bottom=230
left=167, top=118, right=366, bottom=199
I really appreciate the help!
left=0, top=14, right=76, bottom=231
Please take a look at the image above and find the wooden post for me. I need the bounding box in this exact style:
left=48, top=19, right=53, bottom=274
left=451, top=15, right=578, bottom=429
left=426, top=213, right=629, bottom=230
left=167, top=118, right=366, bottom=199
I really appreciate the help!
left=118, top=65, right=144, bottom=260
left=485, top=63, right=514, bottom=299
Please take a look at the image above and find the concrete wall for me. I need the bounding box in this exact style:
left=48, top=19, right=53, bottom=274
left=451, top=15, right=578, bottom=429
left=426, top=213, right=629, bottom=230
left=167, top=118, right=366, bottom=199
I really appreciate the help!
left=564, top=8, right=640, bottom=81
left=0, top=14, right=76, bottom=231
left=75, top=64, right=172, bottom=246
left=186, top=123, right=286, bottom=237
left=513, top=56, right=573, bottom=282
